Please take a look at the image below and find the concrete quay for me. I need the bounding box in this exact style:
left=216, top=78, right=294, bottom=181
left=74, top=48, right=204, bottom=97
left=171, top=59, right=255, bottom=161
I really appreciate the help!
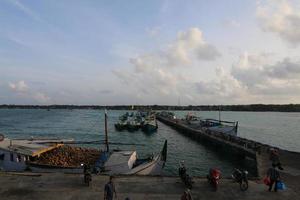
left=1, top=173, right=300, bottom=200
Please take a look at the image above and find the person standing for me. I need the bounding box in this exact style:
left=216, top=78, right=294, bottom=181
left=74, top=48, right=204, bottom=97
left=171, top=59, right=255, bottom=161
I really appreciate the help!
left=267, top=164, right=280, bottom=192
left=104, top=176, right=117, bottom=200
left=269, top=148, right=283, bottom=170
left=181, top=189, right=193, bottom=200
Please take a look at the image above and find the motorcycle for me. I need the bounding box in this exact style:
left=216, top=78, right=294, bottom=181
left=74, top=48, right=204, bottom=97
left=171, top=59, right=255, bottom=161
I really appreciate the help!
left=178, top=162, right=193, bottom=189
left=231, top=168, right=248, bottom=191
left=81, top=163, right=92, bottom=186
left=207, top=168, right=221, bottom=191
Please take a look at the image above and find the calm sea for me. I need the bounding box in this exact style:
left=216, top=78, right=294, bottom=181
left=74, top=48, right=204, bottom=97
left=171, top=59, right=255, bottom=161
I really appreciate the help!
left=0, top=109, right=299, bottom=176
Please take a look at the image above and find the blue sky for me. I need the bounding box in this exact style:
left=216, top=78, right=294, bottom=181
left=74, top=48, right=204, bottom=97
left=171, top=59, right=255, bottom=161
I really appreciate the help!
left=1, top=0, right=300, bottom=105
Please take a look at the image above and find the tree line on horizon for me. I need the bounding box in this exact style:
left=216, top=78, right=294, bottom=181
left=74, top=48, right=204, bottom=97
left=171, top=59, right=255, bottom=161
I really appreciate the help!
left=0, top=104, right=300, bottom=112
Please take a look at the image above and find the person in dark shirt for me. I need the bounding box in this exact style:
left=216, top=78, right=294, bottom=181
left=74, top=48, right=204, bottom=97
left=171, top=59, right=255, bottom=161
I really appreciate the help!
left=269, top=148, right=283, bottom=170
left=267, top=164, right=280, bottom=192
left=104, top=176, right=117, bottom=200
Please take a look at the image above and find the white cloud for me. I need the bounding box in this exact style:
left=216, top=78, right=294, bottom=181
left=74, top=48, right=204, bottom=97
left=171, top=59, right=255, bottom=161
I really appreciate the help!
left=192, top=52, right=300, bottom=104
left=115, top=27, right=300, bottom=104
left=8, top=80, right=50, bottom=104
left=7, top=0, right=43, bottom=22
left=33, top=92, right=50, bottom=103
left=129, top=28, right=220, bottom=73
left=167, top=28, right=221, bottom=65
left=113, top=28, right=222, bottom=104
left=231, top=52, right=300, bottom=96
left=9, top=80, right=29, bottom=92
left=195, top=66, right=247, bottom=101
left=257, top=0, right=300, bottom=46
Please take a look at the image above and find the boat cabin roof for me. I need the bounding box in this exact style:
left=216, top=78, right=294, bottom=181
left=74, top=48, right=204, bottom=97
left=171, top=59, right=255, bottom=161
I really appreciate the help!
left=0, top=138, right=63, bottom=157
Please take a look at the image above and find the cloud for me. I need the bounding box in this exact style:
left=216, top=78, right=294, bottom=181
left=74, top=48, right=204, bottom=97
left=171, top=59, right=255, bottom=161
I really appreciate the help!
left=114, top=28, right=261, bottom=104
left=33, top=92, right=50, bottom=103
left=8, top=80, right=51, bottom=104
left=231, top=52, right=271, bottom=86
left=7, top=0, right=43, bottom=22
left=257, top=0, right=300, bottom=46
left=231, top=52, right=300, bottom=96
left=129, top=28, right=221, bottom=74
left=265, top=58, right=300, bottom=79
left=232, top=53, right=300, bottom=83
left=113, top=27, right=221, bottom=104
left=193, top=52, right=300, bottom=103
left=167, top=28, right=221, bottom=65
left=9, top=80, right=29, bottom=93
left=195, top=66, right=247, bottom=100
left=115, top=26, right=300, bottom=104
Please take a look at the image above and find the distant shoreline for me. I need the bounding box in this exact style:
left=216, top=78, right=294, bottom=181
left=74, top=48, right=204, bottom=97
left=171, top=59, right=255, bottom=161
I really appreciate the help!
left=0, top=104, right=300, bottom=112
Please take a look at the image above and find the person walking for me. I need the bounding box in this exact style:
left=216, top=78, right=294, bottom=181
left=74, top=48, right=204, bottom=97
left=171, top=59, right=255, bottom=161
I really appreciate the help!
left=267, top=164, right=280, bottom=192
left=104, top=176, right=117, bottom=200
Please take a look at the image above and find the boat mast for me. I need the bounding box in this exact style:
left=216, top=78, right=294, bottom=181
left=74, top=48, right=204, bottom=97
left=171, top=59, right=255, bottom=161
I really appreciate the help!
left=218, top=106, right=221, bottom=122
left=105, top=109, right=109, bottom=152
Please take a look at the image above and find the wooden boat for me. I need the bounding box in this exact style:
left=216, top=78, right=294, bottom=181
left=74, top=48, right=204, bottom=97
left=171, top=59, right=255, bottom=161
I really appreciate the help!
left=141, top=115, right=158, bottom=133
left=126, top=120, right=140, bottom=132
left=142, top=119, right=158, bottom=133
left=0, top=137, right=84, bottom=172
left=199, top=119, right=238, bottom=135
left=114, top=113, right=129, bottom=131
left=98, top=140, right=167, bottom=175
left=162, top=111, right=238, bottom=136
left=114, top=120, right=127, bottom=131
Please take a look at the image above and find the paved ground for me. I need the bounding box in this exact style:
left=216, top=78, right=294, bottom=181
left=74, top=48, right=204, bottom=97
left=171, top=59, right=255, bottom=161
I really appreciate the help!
left=0, top=173, right=299, bottom=200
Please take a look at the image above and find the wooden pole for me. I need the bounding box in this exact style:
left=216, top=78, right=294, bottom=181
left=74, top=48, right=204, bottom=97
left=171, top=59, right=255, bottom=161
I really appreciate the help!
left=219, top=106, right=221, bottom=122
left=105, top=109, right=109, bottom=152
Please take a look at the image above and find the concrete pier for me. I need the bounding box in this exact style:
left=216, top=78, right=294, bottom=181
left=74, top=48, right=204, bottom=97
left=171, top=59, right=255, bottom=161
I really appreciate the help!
left=1, top=172, right=300, bottom=200
left=157, top=115, right=300, bottom=179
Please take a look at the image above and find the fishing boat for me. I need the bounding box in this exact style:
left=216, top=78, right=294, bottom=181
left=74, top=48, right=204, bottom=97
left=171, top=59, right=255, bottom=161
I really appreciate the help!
left=114, top=113, right=129, bottom=131
left=199, top=119, right=238, bottom=136
left=141, top=115, right=158, bottom=133
left=162, top=111, right=238, bottom=136
left=97, top=140, right=167, bottom=175
left=114, top=120, right=127, bottom=131
left=126, top=119, right=140, bottom=132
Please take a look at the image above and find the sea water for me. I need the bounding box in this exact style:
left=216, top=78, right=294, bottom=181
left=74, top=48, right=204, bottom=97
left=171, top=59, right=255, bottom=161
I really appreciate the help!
left=0, top=109, right=299, bottom=176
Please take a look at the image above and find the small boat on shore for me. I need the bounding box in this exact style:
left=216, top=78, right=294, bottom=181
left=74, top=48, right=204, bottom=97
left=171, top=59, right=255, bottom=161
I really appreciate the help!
left=97, top=140, right=167, bottom=175
left=0, top=136, right=97, bottom=173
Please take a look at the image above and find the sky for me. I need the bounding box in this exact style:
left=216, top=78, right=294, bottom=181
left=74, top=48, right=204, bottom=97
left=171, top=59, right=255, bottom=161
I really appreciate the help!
left=0, top=0, right=300, bottom=105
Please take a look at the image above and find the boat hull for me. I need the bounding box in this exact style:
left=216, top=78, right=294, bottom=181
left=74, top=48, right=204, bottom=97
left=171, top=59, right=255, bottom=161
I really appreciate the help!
left=141, top=123, right=158, bottom=133
left=27, top=163, right=83, bottom=173
left=126, top=155, right=165, bottom=175
left=115, top=123, right=127, bottom=131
